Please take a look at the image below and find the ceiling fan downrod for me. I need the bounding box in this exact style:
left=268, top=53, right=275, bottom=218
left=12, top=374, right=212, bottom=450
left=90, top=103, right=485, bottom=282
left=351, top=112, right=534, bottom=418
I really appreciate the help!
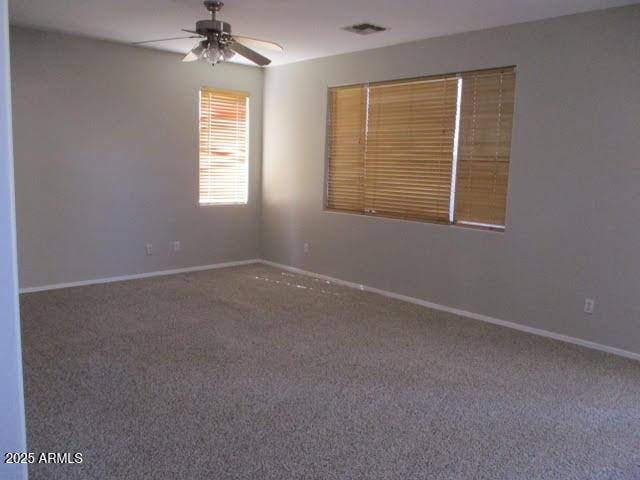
left=204, top=1, right=224, bottom=21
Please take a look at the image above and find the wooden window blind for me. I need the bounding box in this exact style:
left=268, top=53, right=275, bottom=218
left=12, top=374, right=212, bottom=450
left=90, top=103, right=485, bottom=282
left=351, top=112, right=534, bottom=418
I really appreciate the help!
left=454, top=67, right=515, bottom=227
left=366, top=77, right=458, bottom=223
left=325, top=66, right=516, bottom=230
left=199, top=87, right=249, bottom=205
left=326, top=85, right=366, bottom=212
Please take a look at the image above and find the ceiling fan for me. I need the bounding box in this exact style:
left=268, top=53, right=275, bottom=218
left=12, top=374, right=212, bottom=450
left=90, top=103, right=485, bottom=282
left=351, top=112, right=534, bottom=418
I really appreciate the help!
left=133, top=0, right=283, bottom=67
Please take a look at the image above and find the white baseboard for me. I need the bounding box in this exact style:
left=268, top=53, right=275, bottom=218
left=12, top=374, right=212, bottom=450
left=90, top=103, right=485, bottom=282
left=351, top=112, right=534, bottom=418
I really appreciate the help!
left=258, top=260, right=640, bottom=362
left=19, top=257, right=640, bottom=362
left=19, top=259, right=261, bottom=294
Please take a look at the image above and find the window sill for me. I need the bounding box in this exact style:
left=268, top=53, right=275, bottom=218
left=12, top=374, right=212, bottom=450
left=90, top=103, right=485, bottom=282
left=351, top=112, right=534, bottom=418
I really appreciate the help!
left=199, top=202, right=248, bottom=207
left=323, top=208, right=505, bottom=233
left=454, top=221, right=505, bottom=232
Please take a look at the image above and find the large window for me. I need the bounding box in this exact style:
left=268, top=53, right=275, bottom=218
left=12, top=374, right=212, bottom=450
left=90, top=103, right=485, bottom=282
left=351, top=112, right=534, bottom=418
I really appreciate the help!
left=199, top=87, right=249, bottom=205
left=326, top=67, right=516, bottom=230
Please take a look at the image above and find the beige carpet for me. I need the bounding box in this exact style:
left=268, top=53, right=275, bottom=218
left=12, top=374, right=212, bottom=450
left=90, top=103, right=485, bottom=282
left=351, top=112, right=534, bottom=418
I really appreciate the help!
left=20, top=264, right=640, bottom=479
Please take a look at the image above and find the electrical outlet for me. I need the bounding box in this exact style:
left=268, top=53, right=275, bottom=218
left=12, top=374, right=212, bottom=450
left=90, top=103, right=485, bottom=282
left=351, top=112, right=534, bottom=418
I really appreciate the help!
left=303, top=242, right=310, bottom=254
left=584, top=298, right=595, bottom=314
left=173, top=241, right=181, bottom=252
left=145, top=243, right=153, bottom=256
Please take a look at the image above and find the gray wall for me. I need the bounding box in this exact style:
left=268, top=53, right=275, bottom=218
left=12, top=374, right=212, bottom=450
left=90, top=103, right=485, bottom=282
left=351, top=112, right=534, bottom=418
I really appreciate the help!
left=262, top=5, right=640, bottom=354
left=11, top=27, right=263, bottom=289
left=0, top=1, right=27, bottom=479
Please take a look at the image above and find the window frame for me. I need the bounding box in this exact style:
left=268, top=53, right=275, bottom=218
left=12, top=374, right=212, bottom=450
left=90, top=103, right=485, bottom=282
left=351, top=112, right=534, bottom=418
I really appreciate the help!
left=198, top=86, right=250, bottom=207
left=323, top=66, right=516, bottom=232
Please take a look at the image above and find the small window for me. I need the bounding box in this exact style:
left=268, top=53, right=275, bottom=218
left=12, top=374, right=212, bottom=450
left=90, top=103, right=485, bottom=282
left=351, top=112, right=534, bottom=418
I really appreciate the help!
left=326, top=67, right=516, bottom=230
left=199, top=87, right=249, bottom=205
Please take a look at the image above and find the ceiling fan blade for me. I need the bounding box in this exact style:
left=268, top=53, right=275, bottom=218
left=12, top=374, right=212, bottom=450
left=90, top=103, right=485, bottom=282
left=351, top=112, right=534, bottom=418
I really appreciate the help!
left=181, top=29, right=199, bottom=35
left=132, top=35, right=201, bottom=45
left=183, top=43, right=205, bottom=62
left=182, top=51, right=200, bottom=62
left=230, top=41, right=271, bottom=66
left=232, top=35, right=283, bottom=52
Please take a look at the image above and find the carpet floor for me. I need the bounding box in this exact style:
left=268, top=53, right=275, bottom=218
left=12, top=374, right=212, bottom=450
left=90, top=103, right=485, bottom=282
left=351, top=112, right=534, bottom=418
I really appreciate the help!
left=20, top=264, right=640, bottom=479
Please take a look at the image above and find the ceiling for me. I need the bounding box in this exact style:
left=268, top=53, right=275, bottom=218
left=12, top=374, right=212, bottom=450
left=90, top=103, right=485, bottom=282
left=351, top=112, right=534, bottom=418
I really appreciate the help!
left=8, top=0, right=634, bottom=66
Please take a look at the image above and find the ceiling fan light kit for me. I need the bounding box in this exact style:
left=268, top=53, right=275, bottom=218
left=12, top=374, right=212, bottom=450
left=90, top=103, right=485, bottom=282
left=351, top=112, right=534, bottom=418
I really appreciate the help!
left=189, top=1, right=233, bottom=65
left=133, top=0, right=282, bottom=67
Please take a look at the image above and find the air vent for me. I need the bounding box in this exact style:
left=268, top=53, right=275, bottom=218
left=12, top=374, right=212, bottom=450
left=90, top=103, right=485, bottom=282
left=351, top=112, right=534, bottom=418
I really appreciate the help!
left=342, top=23, right=387, bottom=35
